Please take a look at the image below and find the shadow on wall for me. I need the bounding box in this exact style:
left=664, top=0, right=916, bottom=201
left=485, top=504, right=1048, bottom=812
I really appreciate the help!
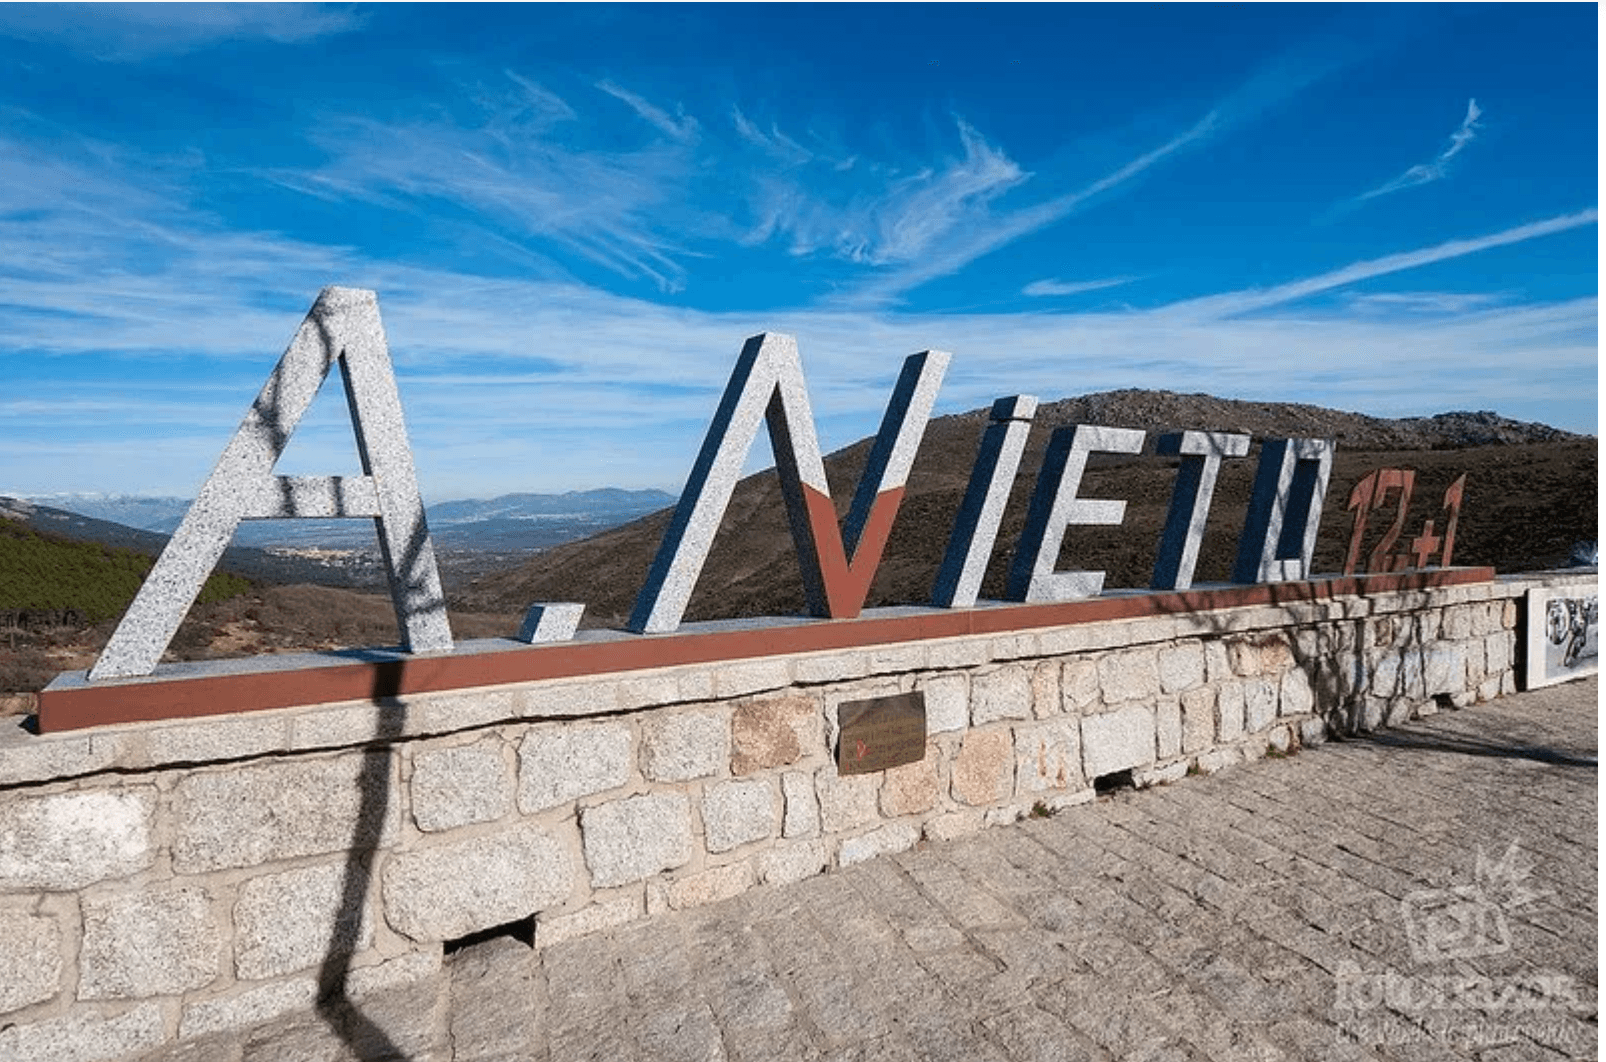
left=1140, top=576, right=1508, bottom=743
left=313, top=658, right=408, bottom=1061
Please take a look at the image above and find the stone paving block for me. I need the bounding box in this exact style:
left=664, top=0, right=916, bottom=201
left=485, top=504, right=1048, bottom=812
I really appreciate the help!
left=410, top=738, right=512, bottom=833
left=1080, top=704, right=1156, bottom=780
left=344, top=949, right=442, bottom=1000
left=383, top=823, right=573, bottom=941
left=702, top=778, right=777, bottom=853
left=180, top=979, right=320, bottom=1040
left=174, top=755, right=397, bottom=873
left=782, top=770, right=821, bottom=838
left=0, top=1001, right=165, bottom=1062
left=1155, top=696, right=1182, bottom=759
left=1061, top=658, right=1100, bottom=713
left=1485, top=631, right=1512, bottom=674
left=0, top=789, right=155, bottom=890
left=1013, top=718, right=1082, bottom=795
left=146, top=714, right=288, bottom=764
left=793, top=649, right=869, bottom=684
left=713, top=658, right=793, bottom=699
left=730, top=694, right=818, bottom=775
left=816, top=768, right=880, bottom=833
left=840, top=823, right=921, bottom=867
left=869, top=643, right=930, bottom=674
left=635, top=1001, right=725, bottom=1062
left=1257, top=636, right=1294, bottom=673
left=951, top=728, right=1015, bottom=806
left=235, top=862, right=373, bottom=980
left=972, top=665, right=1032, bottom=725
left=240, top=971, right=447, bottom=1062
left=534, top=893, right=643, bottom=949
left=1442, top=604, right=1475, bottom=640
left=1267, top=724, right=1292, bottom=753
left=1227, top=637, right=1260, bottom=676
left=924, top=809, right=985, bottom=843
left=758, top=840, right=829, bottom=886
left=581, top=792, right=693, bottom=888
left=612, top=668, right=682, bottom=711
left=1370, top=650, right=1400, bottom=696
left=0, top=910, right=60, bottom=1013
left=1029, top=660, right=1062, bottom=719
left=1280, top=666, right=1315, bottom=717
left=1098, top=648, right=1160, bottom=704
left=517, top=721, right=632, bottom=812
left=990, top=633, right=1040, bottom=661
left=417, top=688, right=524, bottom=732
left=1243, top=676, right=1278, bottom=732
left=446, top=936, right=544, bottom=1062
left=917, top=673, right=970, bottom=734
left=0, top=732, right=128, bottom=788
left=1298, top=715, right=1329, bottom=747
left=1157, top=642, right=1206, bottom=694
left=1179, top=687, right=1215, bottom=754
left=80, top=885, right=221, bottom=999
left=879, top=750, right=940, bottom=816
left=667, top=862, right=754, bottom=910
left=642, top=705, right=730, bottom=782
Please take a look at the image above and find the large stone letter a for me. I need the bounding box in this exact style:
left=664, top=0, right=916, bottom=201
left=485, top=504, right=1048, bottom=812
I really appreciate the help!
left=89, top=287, right=452, bottom=680
left=629, top=334, right=948, bottom=634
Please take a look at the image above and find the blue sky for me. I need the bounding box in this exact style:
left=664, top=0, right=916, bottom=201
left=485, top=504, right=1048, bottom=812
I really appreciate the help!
left=0, top=3, right=1597, bottom=502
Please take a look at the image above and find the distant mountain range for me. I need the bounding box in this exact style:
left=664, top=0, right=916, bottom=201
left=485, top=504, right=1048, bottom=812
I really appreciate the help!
left=20, top=488, right=677, bottom=552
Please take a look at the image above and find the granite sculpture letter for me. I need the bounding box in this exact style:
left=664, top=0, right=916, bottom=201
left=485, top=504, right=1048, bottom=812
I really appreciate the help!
left=628, top=334, right=948, bottom=634
left=1006, top=425, right=1147, bottom=602
left=1231, top=437, right=1335, bottom=584
left=1150, top=430, right=1251, bottom=591
left=88, top=287, right=452, bottom=680
left=931, top=395, right=1038, bottom=608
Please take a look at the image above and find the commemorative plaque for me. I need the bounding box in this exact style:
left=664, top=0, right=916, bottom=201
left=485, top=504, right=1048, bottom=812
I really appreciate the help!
left=836, top=691, right=927, bottom=775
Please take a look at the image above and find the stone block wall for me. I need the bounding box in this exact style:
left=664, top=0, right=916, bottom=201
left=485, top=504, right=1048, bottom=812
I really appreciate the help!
left=0, top=572, right=1589, bottom=1061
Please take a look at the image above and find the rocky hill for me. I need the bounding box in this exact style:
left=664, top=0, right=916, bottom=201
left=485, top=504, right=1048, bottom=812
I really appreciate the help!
left=454, top=390, right=1595, bottom=628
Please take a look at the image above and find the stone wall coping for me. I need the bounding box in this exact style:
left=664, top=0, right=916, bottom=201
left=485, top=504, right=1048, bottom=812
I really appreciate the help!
left=2, top=568, right=1589, bottom=787
left=40, top=569, right=1500, bottom=735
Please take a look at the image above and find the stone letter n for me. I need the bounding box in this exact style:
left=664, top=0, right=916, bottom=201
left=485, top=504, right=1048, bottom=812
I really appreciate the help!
left=88, top=287, right=452, bottom=680
left=628, top=334, right=948, bottom=634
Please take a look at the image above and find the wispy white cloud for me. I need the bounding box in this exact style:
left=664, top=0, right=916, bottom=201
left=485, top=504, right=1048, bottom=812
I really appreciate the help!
left=731, top=107, right=812, bottom=165
left=1158, top=208, right=1597, bottom=319
left=0, top=68, right=1595, bottom=499
left=597, top=80, right=699, bottom=143
left=736, top=116, right=1026, bottom=270
left=1022, top=276, right=1138, bottom=298
left=269, top=73, right=701, bottom=292
left=845, top=112, right=1217, bottom=306
left=1359, top=98, right=1483, bottom=201
left=0, top=3, right=362, bottom=59
left=1346, top=290, right=1505, bottom=314
left=3, top=172, right=1594, bottom=497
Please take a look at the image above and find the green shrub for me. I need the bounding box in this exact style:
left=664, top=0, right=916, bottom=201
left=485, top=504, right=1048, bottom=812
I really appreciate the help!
left=0, top=522, right=251, bottom=621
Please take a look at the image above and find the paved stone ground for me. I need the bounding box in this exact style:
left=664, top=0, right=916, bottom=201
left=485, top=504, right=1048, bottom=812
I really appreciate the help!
left=186, top=678, right=1598, bottom=1062
left=439, top=677, right=1597, bottom=1062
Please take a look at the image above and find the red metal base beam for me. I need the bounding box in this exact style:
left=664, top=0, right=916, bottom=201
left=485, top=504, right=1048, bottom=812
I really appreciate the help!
left=37, top=568, right=1495, bottom=734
